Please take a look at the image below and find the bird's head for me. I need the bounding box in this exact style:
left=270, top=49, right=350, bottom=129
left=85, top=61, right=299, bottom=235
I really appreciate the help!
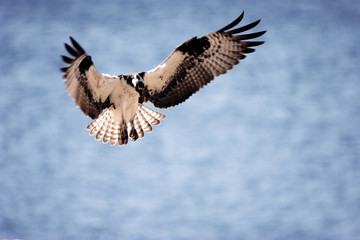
left=132, top=74, right=144, bottom=92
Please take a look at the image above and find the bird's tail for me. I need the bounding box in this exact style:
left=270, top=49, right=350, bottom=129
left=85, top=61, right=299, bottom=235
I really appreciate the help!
left=86, top=104, right=166, bottom=146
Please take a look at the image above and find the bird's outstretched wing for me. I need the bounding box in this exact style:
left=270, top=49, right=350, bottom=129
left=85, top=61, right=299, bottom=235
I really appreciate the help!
left=61, top=37, right=166, bottom=145
left=61, top=37, right=116, bottom=119
left=144, top=12, right=266, bottom=108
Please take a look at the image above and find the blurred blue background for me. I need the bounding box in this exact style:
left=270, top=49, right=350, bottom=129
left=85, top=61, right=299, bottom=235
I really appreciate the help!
left=1, top=0, right=359, bottom=239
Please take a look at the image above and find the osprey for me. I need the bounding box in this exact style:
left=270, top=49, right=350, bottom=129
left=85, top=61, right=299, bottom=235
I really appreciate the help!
left=61, top=12, right=265, bottom=146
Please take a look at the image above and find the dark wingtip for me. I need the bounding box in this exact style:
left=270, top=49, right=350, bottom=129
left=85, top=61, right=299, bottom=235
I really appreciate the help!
left=235, top=30, right=266, bottom=40
left=63, top=36, right=86, bottom=58
left=60, top=67, right=68, bottom=73
left=244, top=41, right=265, bottom=47
left=227, top=19, right=261, bottom=34
left=242, top=48, right=255, bottom=54
left=62, top=55, right=73, bottom=64
left=69, top=36, right=86, bottom=54
left=217, top=12, right=245, bottom=32
left=64, top=43, right=79, bottom=57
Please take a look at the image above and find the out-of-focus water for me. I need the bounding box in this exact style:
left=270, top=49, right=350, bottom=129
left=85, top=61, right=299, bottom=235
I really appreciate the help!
left=1, top=0, right=359, bottom=239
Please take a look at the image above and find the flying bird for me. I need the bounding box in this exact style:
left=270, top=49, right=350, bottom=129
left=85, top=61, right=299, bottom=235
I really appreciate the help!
left=61, top=12, right=265, bottom=146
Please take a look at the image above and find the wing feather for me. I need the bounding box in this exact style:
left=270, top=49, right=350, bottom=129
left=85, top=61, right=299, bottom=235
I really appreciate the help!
left=226, top=19, right=261, bottom=34
left=217, top=12, right=245, bottom=32
left=144, top=12, right=265, bottom=108
left=61, top=37, right=118, bottom=119
left=69, top=36, right=86, bottom=54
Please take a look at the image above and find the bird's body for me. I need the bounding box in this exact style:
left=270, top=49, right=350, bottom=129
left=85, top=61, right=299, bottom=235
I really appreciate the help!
left=61, top=12, right=265, bottom=146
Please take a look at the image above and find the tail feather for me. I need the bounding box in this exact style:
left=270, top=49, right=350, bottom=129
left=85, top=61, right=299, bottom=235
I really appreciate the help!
left=103, top=120, right=114, bottom=143
left=139, top=107, right=160, bottom=125
left=133, top=115, right=144, bottom=138
left=136, top=110, right=152, bottom=133
left=141, top=105, right=166, bottom=120
left=95, top=111, right=111, bottom=140
left=86, top=104, right=166, bottom=146
left=110, top=124, right=120, bottom=146
left=87, top=110, right=106, bottom=134
left=95, top=124, right=106, bottom=140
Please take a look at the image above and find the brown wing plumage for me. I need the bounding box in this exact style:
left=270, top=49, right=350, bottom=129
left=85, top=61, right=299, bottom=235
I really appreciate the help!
left=61, top=37, right=166, bottom=146
left=61, top=37, right=112, bottom=119
left=144, top=12, right=266, bottom=108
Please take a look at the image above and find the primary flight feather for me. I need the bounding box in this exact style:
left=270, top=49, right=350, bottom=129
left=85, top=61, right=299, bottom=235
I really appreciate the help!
left=61, top=12, right=266, bottom=146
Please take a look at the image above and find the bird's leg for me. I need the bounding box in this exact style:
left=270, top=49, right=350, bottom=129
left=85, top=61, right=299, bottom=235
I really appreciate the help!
left=129, top=120, right=139, bottom=141
left=119, top=122, right=128, bottom=145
